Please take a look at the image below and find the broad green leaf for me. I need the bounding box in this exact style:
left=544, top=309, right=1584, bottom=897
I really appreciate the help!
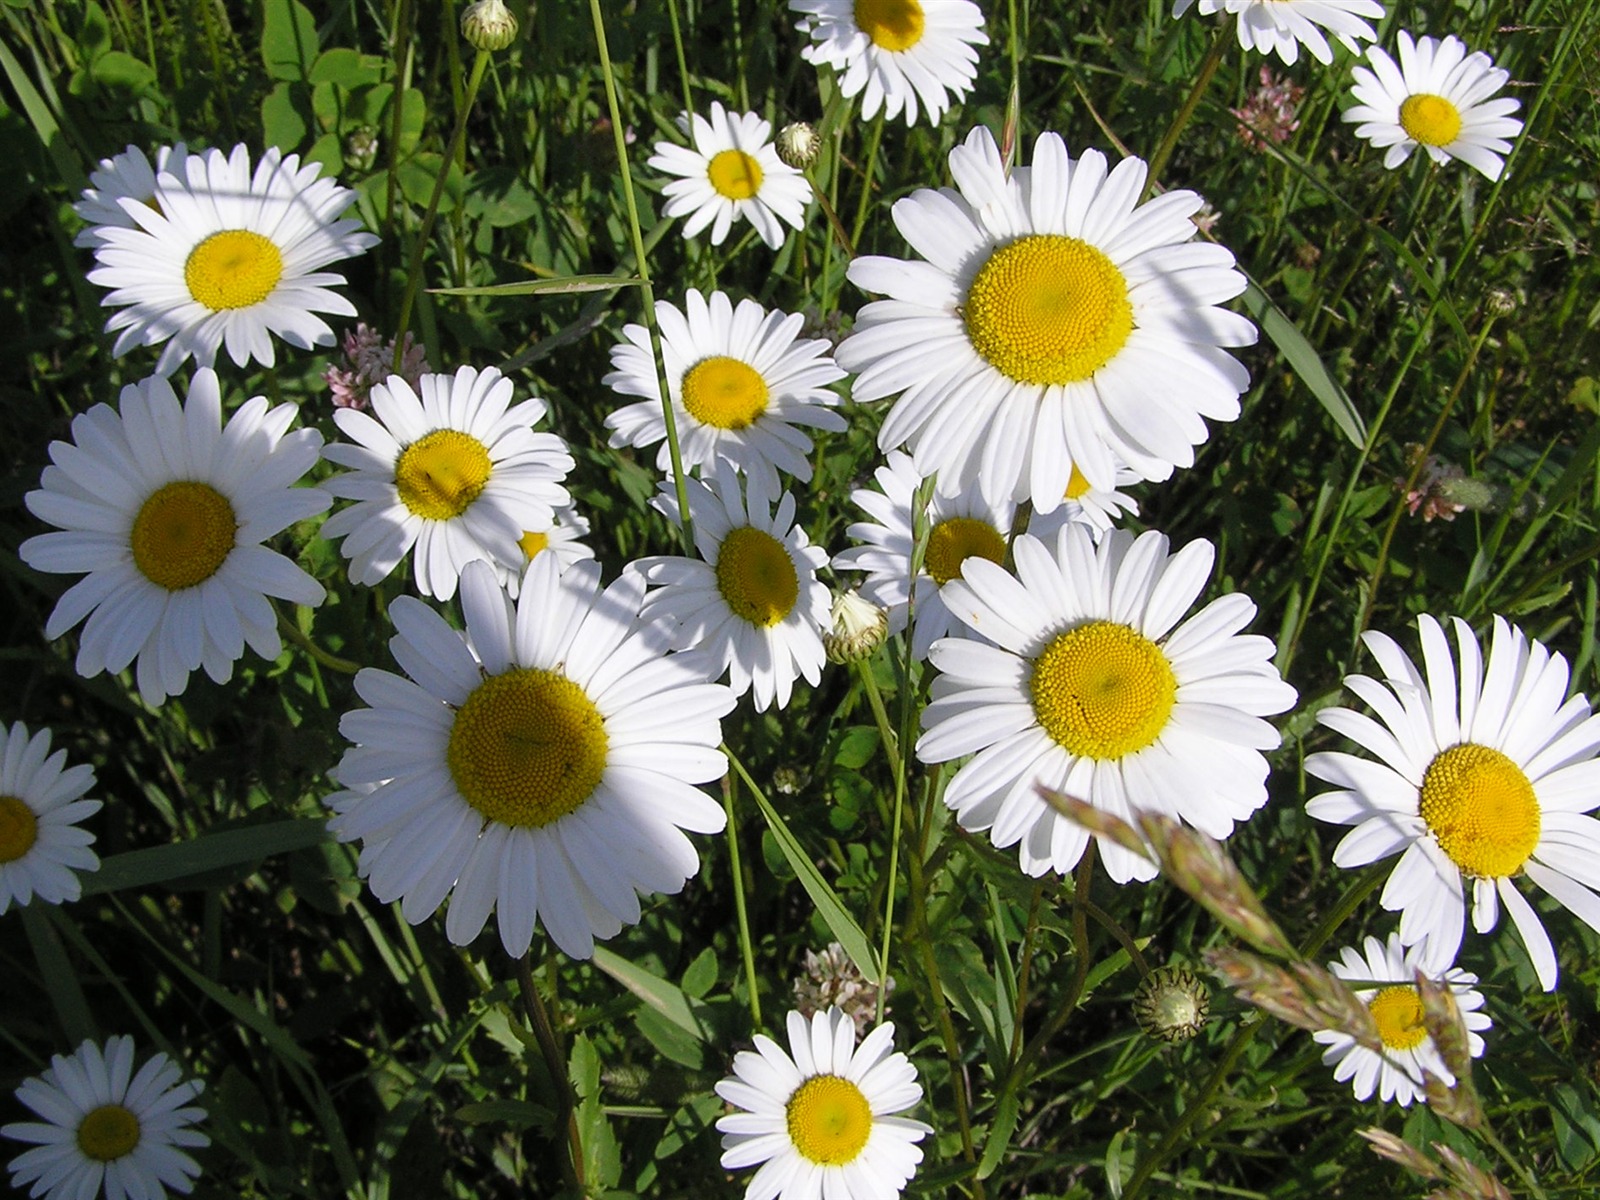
left=592, top=946, right=714, bottom=1043
left=84, top=818, right=331, bottom=895
left=978, top=1086, right=1020, bottom=1179
left=428, top=274, right=644, bottom=297
left=22, top=906, right=95, bottom=1044
left=455, top=1099, right=556, bottom=1129
left=1240, top=280, right=1366, bottom=448
left=260, top=81, right=310, bottom=153
left=261, top=0, right=318, bottom=81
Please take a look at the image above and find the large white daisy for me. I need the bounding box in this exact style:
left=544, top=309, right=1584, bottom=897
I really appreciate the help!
left=1172, top=0, right=1384, bottom=66
left=790, top=0, right=989, bottom=128
left=1312, top=933, right=1490, bottom=1108
left=837, top=126, right=1256, bottom=514
left=604, top=289, right=847, bottom=494
left=1305, top=615, right=1600, bottom=992
left=0, top=722, right=100, bottom=915
left=20, top=369, right=329, bottom=705
left=72, top=143, right=190, bottom=248
left=1344, top=32, right=1525, bottom=181
left=328, top=556, right=735, bottom=960
left=917, top=526, right=1297, bottom=883
left=715, top=1007, right=930, bottom=1200
left=320, top=365, right=574, bottom=602
left=87, top=143, right=378, bottom=375
left=638, top=467, right=830, bottom=712
left=648, top=103, right=813, bottom=250
left=2, top=1035, right=208, bottom=1200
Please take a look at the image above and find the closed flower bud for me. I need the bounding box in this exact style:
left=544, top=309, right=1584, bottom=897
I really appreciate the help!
left=1133, top=965, right=1211, bottom=1044
left=461, top=0, right=517, bottom=51
left=775, top=122, right=822, bottom=170
left=824, top=590, right=888, bottom=664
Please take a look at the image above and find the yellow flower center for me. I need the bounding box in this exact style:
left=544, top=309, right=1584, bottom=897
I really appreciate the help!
left=1368, top=985, right=1429, bottom=1052
left=1030, top=620, right=1177, bottom=760
left=0, top=796, right=38, bottom=863
left=184, top=229, right=284, bottom=311
left=682, top=356, right=770, bottom=430
left=925, top=516, right=1007, bottom=586
left=1399, top=94, right=1463, bottom=147
left=786, top=1074, right=874, bottom=1165
left=447, top=668, right=609, bottom=828
left=707, top=149, right=764, bottom=201
left=76, top=1104, right=142, bottom=1162
left=1065, top=465, right=1092, bottom=501
left=964, top=234, right=1134, bottom=386
left=519, top=530, right=550, bottom=561
left=130, top=481, right=238, bottom=591
left=715, top=527, right=799, bottom=628
left=853, top=0, right=925, bottom=51
left=1419, top=743, right=1541, bottom=879
left=394, top=429, right=493, bottom=521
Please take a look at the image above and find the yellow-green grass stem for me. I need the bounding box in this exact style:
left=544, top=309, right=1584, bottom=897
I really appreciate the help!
left=849, top=111, right=886, bottom=252
left=665, top=0, right=696, bottom=124
left=721, top=770, right=763, bottom=1027
left=515, top=951, right=584, bottom=1194
left=853, top=656, right=906, bottom=1024
left=1143, top=18, right=1231, bottom=199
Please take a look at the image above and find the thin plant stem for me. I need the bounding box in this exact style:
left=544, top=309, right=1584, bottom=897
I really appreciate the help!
left=721, top=772, right=763, bottom=1027
left=665, top=0, right=695, bottom=121
left=854, top=656, right=906, bottom=1022
left=274, top=607, right=360, bottom=674
left=849, top=111, right=886, bottom=251
left=1143, top=18, right=1231, bottom=197
left=514, top=951, right=585, bottom=1194
left=1005, top=882, right=1046, bottom=1063
left=384, top=0, right=412, bottom=238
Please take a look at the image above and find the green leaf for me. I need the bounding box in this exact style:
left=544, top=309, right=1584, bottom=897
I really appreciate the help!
left=260, top=81, right=310, bottom=153
left=89, top=50, right=155, bottom=95
left=308, top=47, right=381, bottom=89
left=833, top=725, right=880, bottom=770
left=261, top=0, right=318, bottom=81
left=22, top=906, right=96, bottom=1044
left=977, top=1086, right=1020, bottom=1179
left=84, top=818, right=331, bottom=895
left=454, top=1099, right=556, bottom=1130
left=427, top=274, right=644, bottom=297
left=1240, top=280, right=1366, bottom=448
left=396, top=152, right=464, bottom=213
left=591, top=946, right=714, bottom=1043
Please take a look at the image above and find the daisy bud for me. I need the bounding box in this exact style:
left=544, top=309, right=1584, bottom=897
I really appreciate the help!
left=824, top=590, right=888, bottom=664
left=461, top=0, right=517, bottom=52
left=1487, top=288, right=1518, bottom=316
left=775, top=121, right=822, bottom=170
left=1357, top=1128, right=1443, bottom=1180
left=1132, top=965, right=1210, bottom=1044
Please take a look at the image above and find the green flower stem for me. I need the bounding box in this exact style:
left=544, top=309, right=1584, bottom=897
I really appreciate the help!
left=1143, top=18, right=1231, bottom=198
left=515, top=951, right=584, bottom=1194
left=275, top=605, right=360, bottom=675
left=721, top=772, right=763, bottom=1027
left=849, top=111, right=886, bottom=252
left=383, top=0, right=413, bottom=237
left=854, top=656, right=906, bottom=1023
left=665, top=0, right=695, bottom=122
left=1005, top=882, right=1046, bottom=1063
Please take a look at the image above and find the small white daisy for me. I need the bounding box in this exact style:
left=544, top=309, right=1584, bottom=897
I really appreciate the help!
left=715, top=1007, right=931, bottom=1200
left=604, top=289, right=847, bottom=494
left=86, top=143, right=378, bottom=375
left=20, top=369, right=329, bottom=705
left=320, top=365, right=574, bottom=602
left=638, top=467, right=830, bottom=712
left=496, top=502, right=596, bottom=598
left=648, top=103, right=813, bottom=249
left=2, top=1035, right=208, bottom=1200
left=1306, top=615, right=1600, bottom=992
left=790, top=0, right=989, bottom=128
left=1344, top=32, right=1524, bottom=181
left=838, top=126, right=1256, bottom=515
left=917, top=526, right=1298, bottom=883
left=831, top=450, right=1016, bottom=661
left=72, top=144, right=190, bottom=248
left=328, top=556, right=735, bottom=959
left=1025, top=459, right=1140, bottom=543
left=0, top=722, right=100, bottom=914
left=1172, top=0, right=1384, bottom=66
left=1312, top=933, right=1490, bottom=1108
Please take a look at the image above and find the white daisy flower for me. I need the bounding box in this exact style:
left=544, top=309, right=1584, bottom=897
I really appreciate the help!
left=86, top=143, right=378, bottom=375
left=917, top=526, right=1298, bottom=883
left=1171, top=0, right=1384, bottom=66
left=328, top=556, right=735, bottom=960
left=648, top=103, right=813, bottom=249
left=2, top=1035, right=208, bottom=1200
left=1312, top=933, right=1490, bottom=1108
left=20, top=369, right=329, bottom=705
left=0, top=722, right=100, bottom=914
left=604, top=289, right=847, bottom=494
left=831, top=450, right=1016, bottom=662
left=715, top=1007, right=930, bottom=1200
left=1305, top=615, right=1600, bottom=992
left=496, top=503, right=596, bottom=598
left=638, top=467, right=830, bottom=712
left=1025, top=460, right=1140, bottom=542
left=838, top=126, right=1256, bottom=514
left=320, top=365, right=574, bottom=602
left=790, top=0, right=989, bottom=128
left=72, top=143, right=190, bottom=248
left=1344, top=32, right=1525, bottom=181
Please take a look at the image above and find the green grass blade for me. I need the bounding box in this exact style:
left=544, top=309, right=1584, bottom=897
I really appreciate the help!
left=1240, top=279, right=1366, bottom=448
left=84, top=818, right=332, bottom=895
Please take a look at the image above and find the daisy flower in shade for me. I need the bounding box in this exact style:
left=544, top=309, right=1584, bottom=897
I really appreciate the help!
left=638, top=467, right=830, bottom=712
left=831, top=450, right=1016, bottom=662
left=496, top=503, right=596, bottom=598
left=72, top=143, right=190, bottom=247
left=790, top=0, right=988, bottom=128
left=1026, top=459, right=1140, bottom=543
left=838, top=126, right=1256, bottom=515
left=605, top=290, right=847, bottom=494
left=1171, top=0, right=1384, bottom=66
left=918, top=526, right=1297, bottom=883
left=328, top=556, right=735, bottom=959
left=2, top=1035, right=208, bottom=1200
left=320, top=365, right=574, bottom=602
left=20, top=369, right=328, bottom=705
left=87, top=143, right=378, bottom=375
left=715, top=1007, right=930, bottom=1200
left=648, top=103, right=812, bottom=250
left=1306, top=615, right=1600, bottom=992
left=0, top=722, right=100, bottom=915
left=1312, top=933, right=1490, bottom=1107
left=1345, top=32, right=1524, bottom=182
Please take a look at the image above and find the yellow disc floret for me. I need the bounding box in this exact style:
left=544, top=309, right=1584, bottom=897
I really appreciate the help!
left=964, top=235, right=1134, bottom=386
left=1065, top=466, right=1092, bottom=501
left=682, top=357, right=770, bottom=429
left=1368, top=985, right=1429, bottom=1052
left=184, top=229, right=284, bottom=311
left=716, top=527, right=799, bottom=628
left=925, top=517, right=1007, bottom=586
left=130, top=481, right=238, bottom=591
left=1399, top=94, right=1463, bottom=147
left=1419, top=742, right=1540, bottom=878
left=447, top=668, right=608, bottom=829
left=0, top=796, right=38, bottom=864
left=1030, top=620, right=1177, bottom=760
left=707, top=150, right=764, bottom=201
left=786, top=1074, right=874, bottom=1165
left=76, top=1104, right=142, bottom=1162
left=395, top=430, right=493, bottom=521
left=519, top=530, right=550, bottom=562
left=853, top=0, right=925, bottom=51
